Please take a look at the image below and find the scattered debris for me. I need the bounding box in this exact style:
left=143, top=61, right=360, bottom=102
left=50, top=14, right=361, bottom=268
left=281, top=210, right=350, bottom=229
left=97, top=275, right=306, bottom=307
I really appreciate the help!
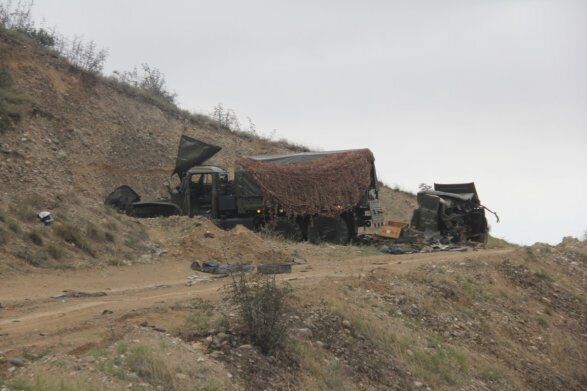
left=194, top=260, right=255, bottom=275
left=291, top=257, right=307, bottom=265
left=257, top=263, right=292, bottom=274
left=8, top=357, right=26, bottom=367
left=186, top=275, right=214, bottom=286
left=51, top=290, right=107, bottom=299
left=378, top=221, right=407, bottom=239
left=37, top=210, right=54, bottom=225
left=203, top=230, right=215, bottom=238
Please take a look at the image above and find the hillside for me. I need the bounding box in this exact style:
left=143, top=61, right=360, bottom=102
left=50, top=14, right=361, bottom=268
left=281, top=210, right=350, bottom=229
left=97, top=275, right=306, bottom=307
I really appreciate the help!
left=0, top=28, right=415, bottom=271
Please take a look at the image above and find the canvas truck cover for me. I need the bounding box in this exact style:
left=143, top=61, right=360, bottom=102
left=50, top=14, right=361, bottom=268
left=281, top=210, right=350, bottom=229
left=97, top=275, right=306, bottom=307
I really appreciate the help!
left=174, top=135, right=222, bottom=177
left=235, top=149, right=376, bottom=217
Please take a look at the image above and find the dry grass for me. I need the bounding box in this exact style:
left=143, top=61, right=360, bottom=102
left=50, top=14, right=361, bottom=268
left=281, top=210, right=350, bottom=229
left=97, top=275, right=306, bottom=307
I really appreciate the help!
left=54, top=222, right=95, bottom=256
left=177, top=298, right=229, bottom=340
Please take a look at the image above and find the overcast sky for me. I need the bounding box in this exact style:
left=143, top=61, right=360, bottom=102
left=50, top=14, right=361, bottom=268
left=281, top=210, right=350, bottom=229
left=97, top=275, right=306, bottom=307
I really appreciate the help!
left=32, top=0, right=586, bottom=245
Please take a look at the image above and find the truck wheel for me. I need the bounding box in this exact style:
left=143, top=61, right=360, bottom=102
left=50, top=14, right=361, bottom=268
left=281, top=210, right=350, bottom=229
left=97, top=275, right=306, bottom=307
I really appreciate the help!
left=308, top=216, right=350, bottom=245
left=266, top=218, right=303, bottom=242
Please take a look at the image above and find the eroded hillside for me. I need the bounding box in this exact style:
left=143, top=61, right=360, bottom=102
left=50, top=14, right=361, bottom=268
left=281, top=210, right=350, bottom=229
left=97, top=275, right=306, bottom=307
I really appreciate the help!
left=0, top=29, right=415, bottom=271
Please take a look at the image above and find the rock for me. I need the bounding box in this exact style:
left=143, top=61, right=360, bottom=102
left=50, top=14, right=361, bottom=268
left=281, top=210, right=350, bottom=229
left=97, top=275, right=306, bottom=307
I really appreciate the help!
left=316, top=341, right=329, bottom=349
left=238, top=344, right=253, bottom=350
left=414, top=381, right=424, bottom=388
left=342, top=319, right=351, bottom=329
left=8, top=357, right=26, bottom=367
left=297, top=328, right=313, bottom=339
left=175, top=373, right=188, bottom=380
left=216, top=332, right=230, bottom=342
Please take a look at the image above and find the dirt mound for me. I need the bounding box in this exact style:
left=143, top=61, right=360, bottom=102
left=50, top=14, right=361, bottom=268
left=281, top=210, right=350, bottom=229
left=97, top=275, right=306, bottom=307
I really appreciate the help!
left=144, top=216, right=290, bottom=264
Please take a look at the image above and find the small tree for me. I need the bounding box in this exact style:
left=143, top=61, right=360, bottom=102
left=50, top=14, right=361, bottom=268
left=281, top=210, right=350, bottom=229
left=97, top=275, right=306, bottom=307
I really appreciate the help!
left=211, top=103, right=240, bottom=130
left=113, top=64, right=176, bottom=104
left=224, top=273, right=292, bottom=354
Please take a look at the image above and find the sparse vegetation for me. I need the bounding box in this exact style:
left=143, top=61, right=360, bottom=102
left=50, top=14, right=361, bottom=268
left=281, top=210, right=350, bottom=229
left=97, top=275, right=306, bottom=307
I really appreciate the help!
left=0, top=226, right=8, bottom=245
left=27, top=229, right=43, bottom=246
left=55, top=222, right=95, bottom=256
left=113, top=63, right=176, bottom=105
left=535, top=269, right=555, bottom=281
left=0, top=67, right=24, bottom=130
left=225, top=273, right=292, bottom=354
left=178, top=298, right=228, bottom=340
left=125, top=345, right=174, bottom=387
left=46, top=243, right=65, bottom=260
left=0, top=0, right=107, bottom=72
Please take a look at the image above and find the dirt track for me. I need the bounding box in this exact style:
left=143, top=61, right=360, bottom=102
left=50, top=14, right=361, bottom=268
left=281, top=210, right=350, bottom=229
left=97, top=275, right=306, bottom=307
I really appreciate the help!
left=0, top=248, right=512, bottom=355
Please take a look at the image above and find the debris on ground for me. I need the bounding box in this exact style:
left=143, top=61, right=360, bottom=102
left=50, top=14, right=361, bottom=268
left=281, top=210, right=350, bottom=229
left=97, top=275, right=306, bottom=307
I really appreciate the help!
left=37, top=210, right=54, bottom=225
left=51, top=290, right=107, bottom=299
left=186, top=275, right=214, bottom=286
left=257, top=263, right=292, bottom=274
left=191, top=260, right=255, bottom=275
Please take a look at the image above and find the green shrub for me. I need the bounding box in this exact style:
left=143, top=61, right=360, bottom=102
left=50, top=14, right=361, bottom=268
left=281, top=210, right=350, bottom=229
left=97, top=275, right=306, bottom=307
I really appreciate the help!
left=225, top=273, right=292, bottom=354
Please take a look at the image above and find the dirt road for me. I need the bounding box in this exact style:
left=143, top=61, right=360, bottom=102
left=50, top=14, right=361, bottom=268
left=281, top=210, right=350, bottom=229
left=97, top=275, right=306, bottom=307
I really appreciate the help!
left=0, top=248, right=513, bottom=355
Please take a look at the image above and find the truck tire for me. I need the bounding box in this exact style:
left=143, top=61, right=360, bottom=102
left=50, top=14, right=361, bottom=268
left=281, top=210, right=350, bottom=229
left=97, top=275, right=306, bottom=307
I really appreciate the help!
left=266, top=218, right=303, bottom=242
left=308, top=216, right=350, bottom=245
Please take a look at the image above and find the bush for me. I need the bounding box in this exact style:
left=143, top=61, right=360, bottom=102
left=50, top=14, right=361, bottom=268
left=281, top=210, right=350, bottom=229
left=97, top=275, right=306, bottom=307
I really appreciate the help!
left=112, top=64, right=176, bottom=104
left=0, top=1, right=55, bottom=47
left=224, top=273, right=292, bottom=354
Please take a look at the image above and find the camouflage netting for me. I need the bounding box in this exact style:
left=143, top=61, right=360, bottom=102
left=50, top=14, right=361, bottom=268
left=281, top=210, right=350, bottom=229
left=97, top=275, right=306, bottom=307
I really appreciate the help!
left=236, top=149, right=374, bottom=217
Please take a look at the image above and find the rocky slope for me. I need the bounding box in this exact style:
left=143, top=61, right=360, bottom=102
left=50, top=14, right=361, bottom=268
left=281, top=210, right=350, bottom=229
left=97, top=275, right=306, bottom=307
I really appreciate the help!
left=0, top=29, right=415, bottom=271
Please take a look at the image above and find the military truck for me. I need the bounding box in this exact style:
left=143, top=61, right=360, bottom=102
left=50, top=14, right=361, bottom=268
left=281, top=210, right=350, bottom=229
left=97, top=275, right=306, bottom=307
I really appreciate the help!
left=410, top=183, right=498, bottom=243
left=106, top=135, right=384, bottom=244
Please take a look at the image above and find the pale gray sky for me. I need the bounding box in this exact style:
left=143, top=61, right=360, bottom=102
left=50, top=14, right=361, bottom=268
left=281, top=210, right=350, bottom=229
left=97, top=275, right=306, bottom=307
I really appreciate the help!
left=32, top=0, right=586, bottom=245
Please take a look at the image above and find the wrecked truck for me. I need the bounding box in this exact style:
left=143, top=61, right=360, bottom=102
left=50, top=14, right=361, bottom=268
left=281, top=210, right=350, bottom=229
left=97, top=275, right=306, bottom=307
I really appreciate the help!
left=410, top=183, right=498, bottom=243
left=106, top=135, right=384, bottom=244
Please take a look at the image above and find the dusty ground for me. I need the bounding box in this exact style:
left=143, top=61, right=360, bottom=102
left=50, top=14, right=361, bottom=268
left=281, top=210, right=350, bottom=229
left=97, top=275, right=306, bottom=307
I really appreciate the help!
left=1, top=229, right=585, bottom=390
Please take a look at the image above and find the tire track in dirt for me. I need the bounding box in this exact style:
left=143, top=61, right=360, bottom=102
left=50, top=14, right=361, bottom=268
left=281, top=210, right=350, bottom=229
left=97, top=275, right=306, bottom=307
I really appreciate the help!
left=0, top=248, right=513, bottom=353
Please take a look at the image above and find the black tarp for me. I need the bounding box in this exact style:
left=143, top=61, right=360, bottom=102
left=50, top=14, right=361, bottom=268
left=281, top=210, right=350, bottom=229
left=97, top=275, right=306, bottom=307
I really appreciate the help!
left=174, top=135, right=221, bottom=177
